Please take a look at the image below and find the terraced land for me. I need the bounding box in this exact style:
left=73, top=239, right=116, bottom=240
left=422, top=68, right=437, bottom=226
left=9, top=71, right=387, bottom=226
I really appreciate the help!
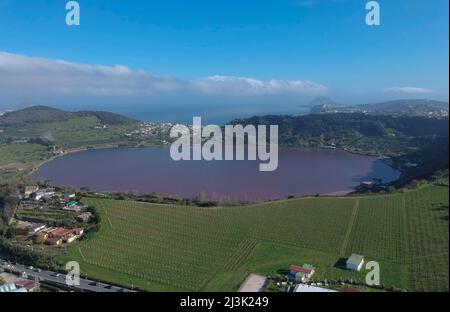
left=62, top=182, right=449, bottom=292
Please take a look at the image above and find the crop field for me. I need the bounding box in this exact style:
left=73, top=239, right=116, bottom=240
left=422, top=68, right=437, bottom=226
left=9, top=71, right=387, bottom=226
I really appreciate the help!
left=62, top=182, right=449, bottom=292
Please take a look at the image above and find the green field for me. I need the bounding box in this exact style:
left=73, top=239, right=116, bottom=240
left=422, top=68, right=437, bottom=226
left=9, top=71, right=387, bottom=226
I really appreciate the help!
left=0, top=143, right=50, bottom=166
left=1, top=116, right=137, bottom=149
left=62, top=183, right=449, bottom=292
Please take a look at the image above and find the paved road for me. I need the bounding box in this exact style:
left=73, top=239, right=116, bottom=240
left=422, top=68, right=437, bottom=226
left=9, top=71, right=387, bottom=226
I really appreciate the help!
left=1, top=261, right=136, bottom=292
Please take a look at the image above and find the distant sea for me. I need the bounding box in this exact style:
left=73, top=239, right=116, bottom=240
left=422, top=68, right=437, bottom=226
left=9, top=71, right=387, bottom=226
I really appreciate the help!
left=70, top=104, right=311, bottom=124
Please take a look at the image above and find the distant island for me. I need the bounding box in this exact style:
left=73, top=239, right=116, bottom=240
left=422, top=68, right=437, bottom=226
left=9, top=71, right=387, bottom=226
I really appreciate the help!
left=308, top=97, right=449, bottom=118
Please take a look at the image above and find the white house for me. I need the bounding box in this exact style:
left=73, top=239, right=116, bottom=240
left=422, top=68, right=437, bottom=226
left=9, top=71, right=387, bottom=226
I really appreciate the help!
left=30, top=224, right=46, bottom=234
left=24, top=186, right=39, bottom=198
left=35, top=188, right=55, bottom=201
left=346, top=254, right=365, bottom=271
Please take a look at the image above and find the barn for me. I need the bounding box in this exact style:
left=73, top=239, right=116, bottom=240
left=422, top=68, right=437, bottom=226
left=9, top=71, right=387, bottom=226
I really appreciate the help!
left=346, top=254, right=365, bottom=271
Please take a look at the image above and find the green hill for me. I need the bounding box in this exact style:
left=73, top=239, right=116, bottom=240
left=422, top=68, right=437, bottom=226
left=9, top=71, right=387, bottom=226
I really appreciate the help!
left=0, top=106, right=137, bottom=126
left=0, top=106, right=73, bottom=125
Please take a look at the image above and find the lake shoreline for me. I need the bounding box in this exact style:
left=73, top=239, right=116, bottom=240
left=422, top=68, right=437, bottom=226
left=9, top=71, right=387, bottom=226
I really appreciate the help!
left=31, top=145, right=401, bottom=203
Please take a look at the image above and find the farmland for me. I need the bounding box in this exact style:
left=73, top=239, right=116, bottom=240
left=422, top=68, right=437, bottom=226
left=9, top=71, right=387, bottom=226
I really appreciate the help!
left=61, top=181, right=449, bottom=292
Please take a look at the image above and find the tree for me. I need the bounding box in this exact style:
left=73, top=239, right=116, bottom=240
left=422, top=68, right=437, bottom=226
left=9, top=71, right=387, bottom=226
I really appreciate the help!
left=0, top=183, right=20, bottom=224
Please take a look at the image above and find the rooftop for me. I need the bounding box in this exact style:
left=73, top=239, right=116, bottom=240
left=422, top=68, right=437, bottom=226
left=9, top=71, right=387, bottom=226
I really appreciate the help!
left=346, top=254, right=364, bottom=266
left=290, top=265, right=313, bottom=274
left=293, top=284, right=337, bottom=293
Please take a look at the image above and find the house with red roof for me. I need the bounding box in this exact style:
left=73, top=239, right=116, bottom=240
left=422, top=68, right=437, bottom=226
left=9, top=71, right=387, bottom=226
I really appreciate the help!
left=47, top=227, right=66, bottom=238
left=289, top=264, right=315, bottom=283
left=15, top=280, right=38, bottom=292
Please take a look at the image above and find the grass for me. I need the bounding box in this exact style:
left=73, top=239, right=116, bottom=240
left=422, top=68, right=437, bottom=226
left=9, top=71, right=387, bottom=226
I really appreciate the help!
left=60, top=182, right=448, bottom=292
left=45, top=117, right=135, bottom=148
left=0, top=143, right=50, bottom=166
left=1, top=116, right=138, bottom=150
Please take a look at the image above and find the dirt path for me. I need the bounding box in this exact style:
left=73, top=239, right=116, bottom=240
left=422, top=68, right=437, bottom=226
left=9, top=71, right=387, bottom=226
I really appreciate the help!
left=340, top=199, right=360, bottom=256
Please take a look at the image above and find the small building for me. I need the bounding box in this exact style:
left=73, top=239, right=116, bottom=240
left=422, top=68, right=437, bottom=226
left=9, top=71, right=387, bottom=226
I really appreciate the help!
left=47, top=227, right=66, bottom=238
left=30, top=224, right=46, bottom=234
left=346, top=254, right=365, bottom=271
left=65, top=236, right=77, bottom=244
left=15, top=280, right=38, bottom=292
left=35, top=188, right=55, bottom=201
left=0, top=283, right=28, bottom=293
left=63, top=192, right=76, bottom=199
left=24, top=186, right=39, bottom=198
left=77, top=212, right=93, bottom=223
left=289, top=265, right=315, bottom=282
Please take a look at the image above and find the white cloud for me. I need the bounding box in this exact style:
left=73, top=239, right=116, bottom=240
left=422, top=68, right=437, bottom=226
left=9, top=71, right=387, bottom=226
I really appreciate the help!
left=0, top=52, right=183, bottom=96
left=383, top=86, right=433, bottom=94
left=192, top=75, right=328, bottom=96
left=0, top=51, right=327, bottom=98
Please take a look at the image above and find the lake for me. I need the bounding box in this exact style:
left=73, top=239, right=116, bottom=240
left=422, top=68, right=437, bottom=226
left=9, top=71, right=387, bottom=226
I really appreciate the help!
left=32, top=147, right=400, bottom=202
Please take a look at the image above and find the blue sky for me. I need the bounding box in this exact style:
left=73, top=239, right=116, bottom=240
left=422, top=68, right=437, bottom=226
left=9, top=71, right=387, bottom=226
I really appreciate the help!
left=0, top=0, right=448, bottom=120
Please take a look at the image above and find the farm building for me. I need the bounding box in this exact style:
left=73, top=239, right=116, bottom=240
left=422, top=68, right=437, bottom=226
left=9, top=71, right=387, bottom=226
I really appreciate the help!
left=34, top=188, right=55, bottom=201
left=289, top=265, right=315, bottom=282
left=24, top=186, right=39, bottom=198
left=346, top=254, right=365, bottom=271
left=47, top=227, right=66, bottom=238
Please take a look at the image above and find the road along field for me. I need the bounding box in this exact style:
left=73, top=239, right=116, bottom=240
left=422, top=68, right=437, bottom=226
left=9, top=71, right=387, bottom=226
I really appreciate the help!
left=61, top=182, right=449, bottom=292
